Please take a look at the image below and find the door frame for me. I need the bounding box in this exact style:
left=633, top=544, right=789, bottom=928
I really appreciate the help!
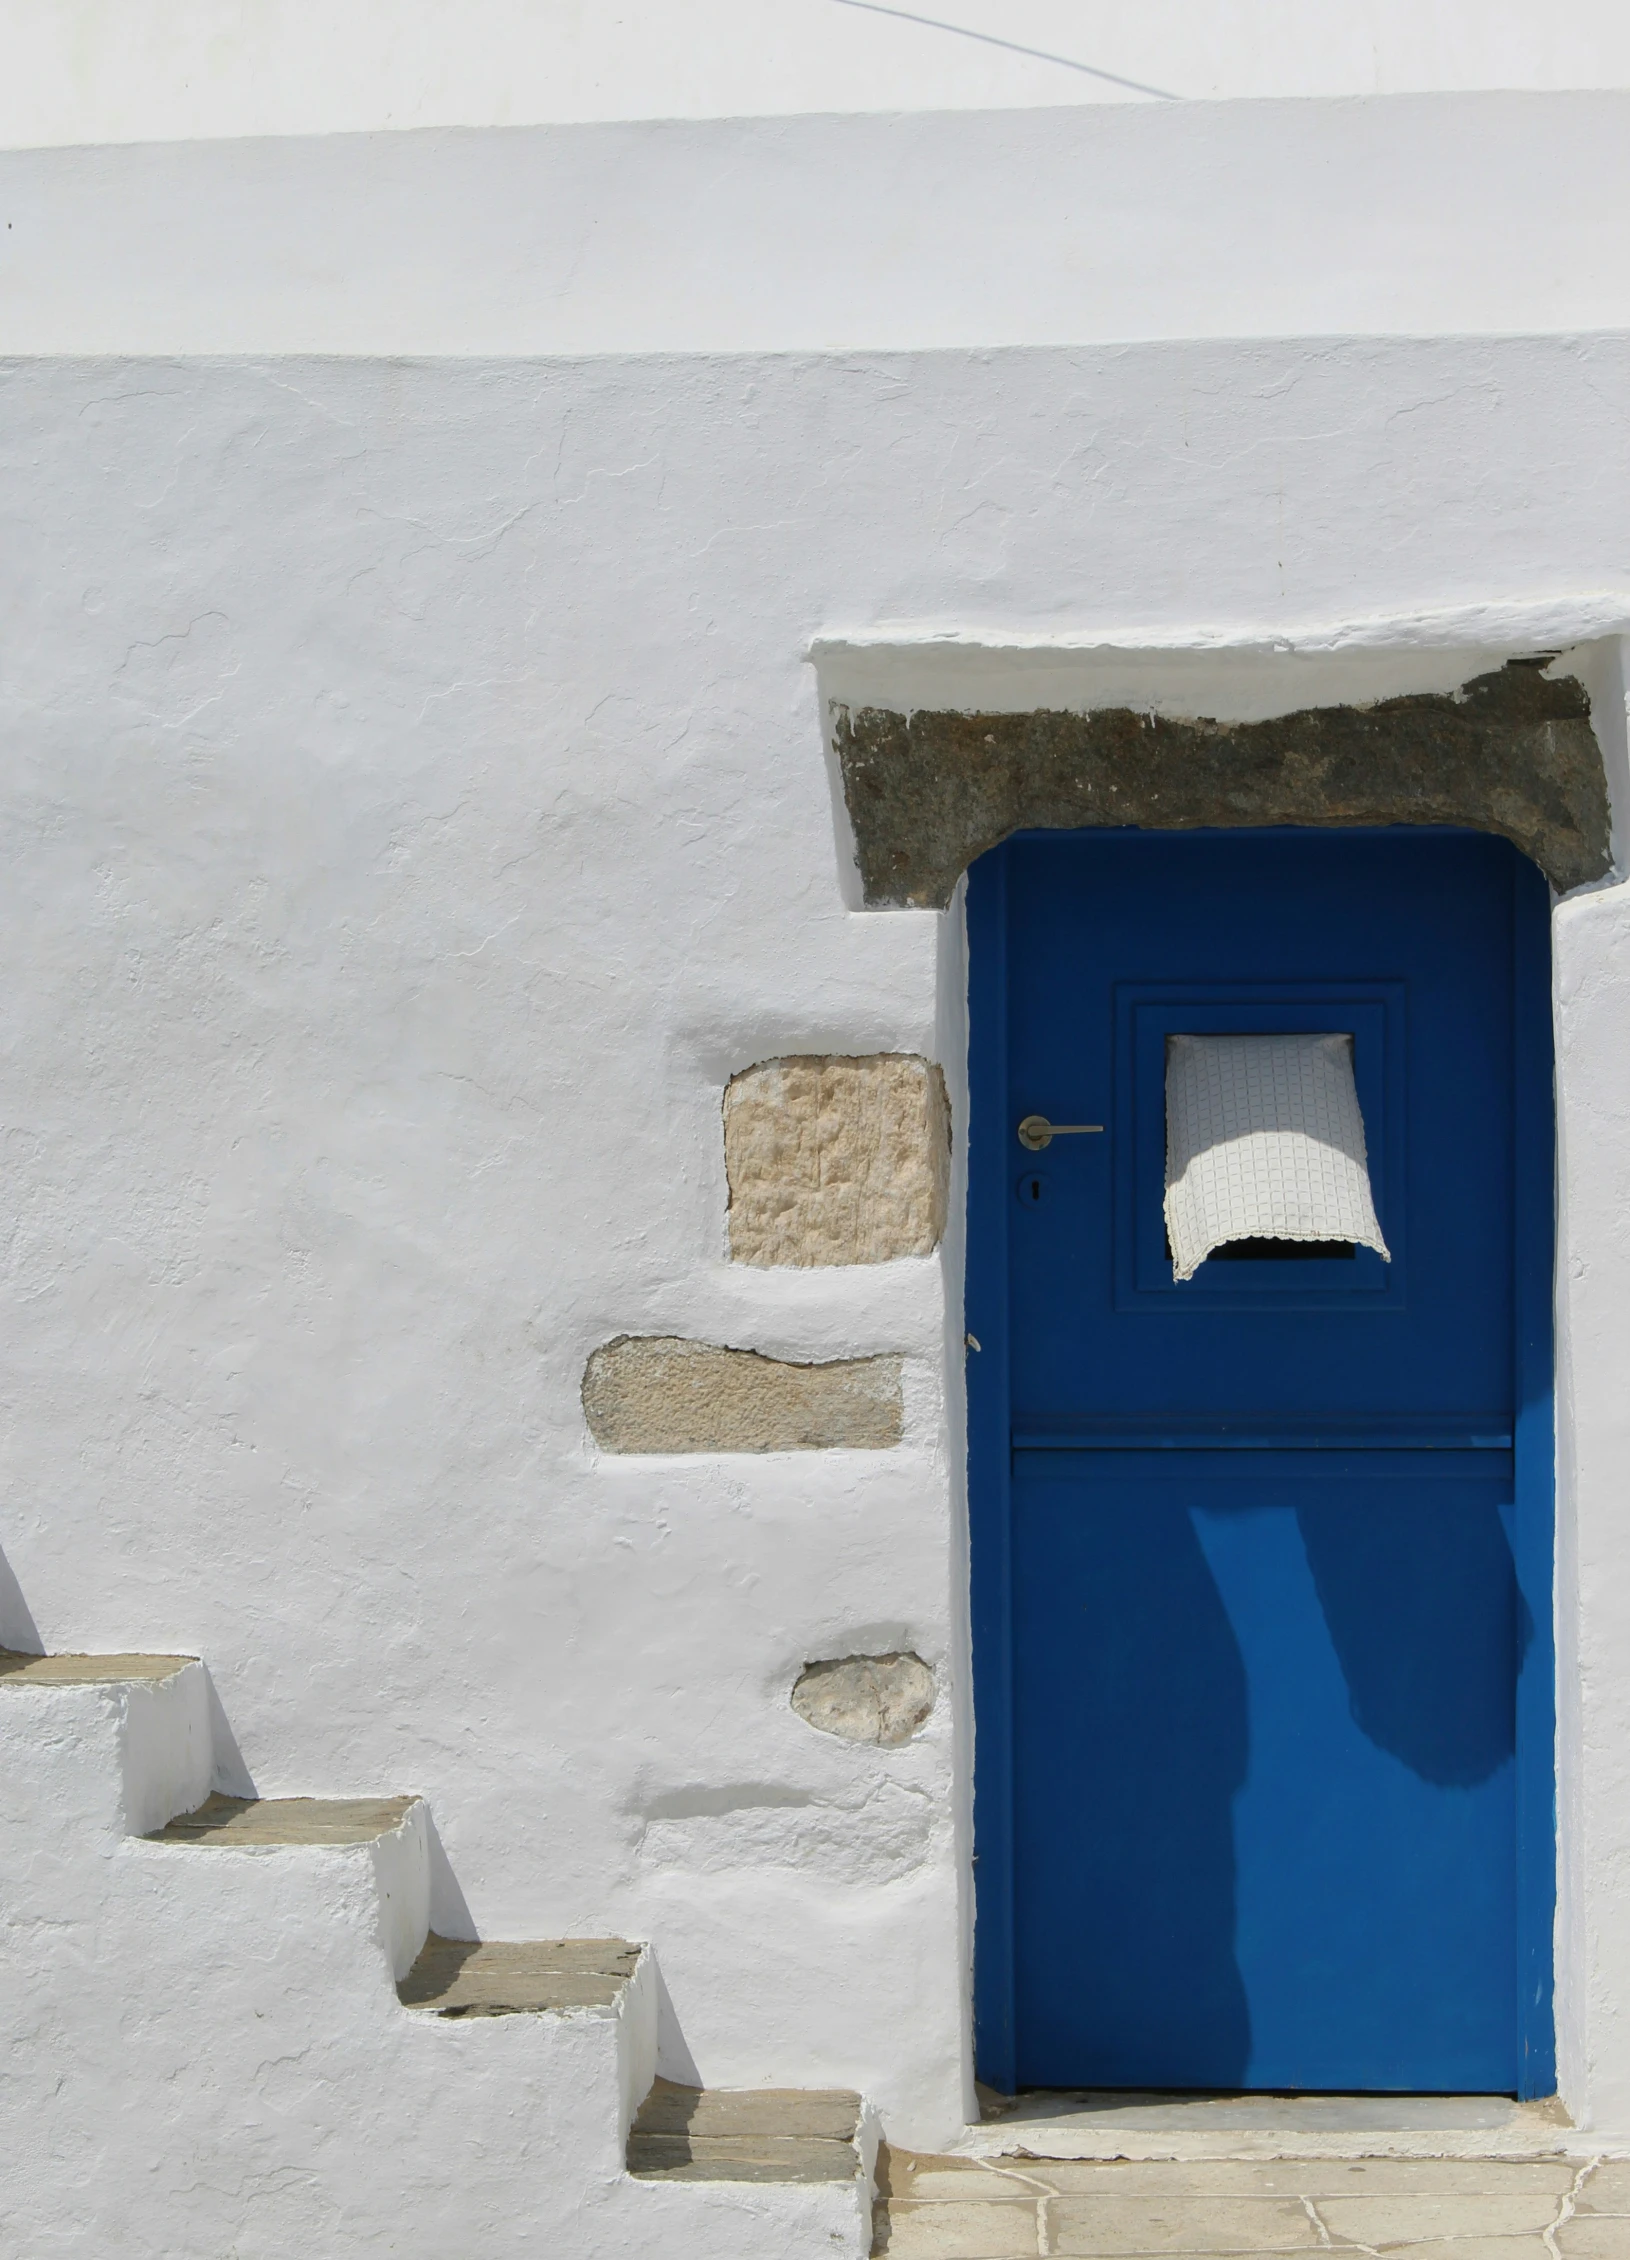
left=965, top=828, right=1557, bottom=2097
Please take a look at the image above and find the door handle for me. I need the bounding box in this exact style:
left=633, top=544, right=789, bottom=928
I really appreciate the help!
left=1017, top=1114, right=1105, bottom=1151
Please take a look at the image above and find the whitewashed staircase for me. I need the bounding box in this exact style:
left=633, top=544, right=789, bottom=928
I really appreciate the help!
left=0, top=1648, right=877, bottom=2259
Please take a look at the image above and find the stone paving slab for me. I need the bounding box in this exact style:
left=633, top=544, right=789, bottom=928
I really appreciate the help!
left=1561, top=2223, right=1630, bottom=2256
left=1575, top=2158, right=1630, bottom=2208
left=1316, top=2189, right=1563, bottom=2241
left=871, top=2147, right=1609, bottom=2259
left=1048, top=2194, right=1323, bottom=2253
left=871, top=2197, right=1042, bottom=2256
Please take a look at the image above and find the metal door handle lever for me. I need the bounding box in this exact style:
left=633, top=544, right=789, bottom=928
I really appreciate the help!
left=1017, top=1114, right=1104, bottom=1151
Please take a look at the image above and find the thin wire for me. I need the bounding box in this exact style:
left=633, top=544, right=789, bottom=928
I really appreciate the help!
left=828, top=0, right=1180, bottom=101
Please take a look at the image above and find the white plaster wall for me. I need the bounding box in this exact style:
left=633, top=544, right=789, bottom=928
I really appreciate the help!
left=6, top=327, right=1630, bottom=2144
left=5, top=0, right=1630, bottom=148
left=1554, top=635, right=1630, bottom=2130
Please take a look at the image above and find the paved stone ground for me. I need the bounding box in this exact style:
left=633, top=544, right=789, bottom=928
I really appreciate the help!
left=872, top=2149, right=1630, bottom=2255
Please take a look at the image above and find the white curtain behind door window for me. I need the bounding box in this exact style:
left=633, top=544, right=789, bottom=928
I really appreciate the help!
left=1164, top=1033, right=1390, bottom=1281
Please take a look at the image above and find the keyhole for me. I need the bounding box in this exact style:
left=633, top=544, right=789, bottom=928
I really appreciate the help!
left=1016, top=1170, right=1048, bottom=1206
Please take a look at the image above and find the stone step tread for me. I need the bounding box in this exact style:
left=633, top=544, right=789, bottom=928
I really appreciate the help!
left=633, top=2076, right=862, bottom=2140
left=0, top=1649, right=194, bottom=1685
left=399, top=1933, right=641, bottom=2015
left=628, top=2132, right=861, bottom=2184
left=148, top=1792, right=417, bottom=1846
left=628, top=2078, right=864, bottom=2184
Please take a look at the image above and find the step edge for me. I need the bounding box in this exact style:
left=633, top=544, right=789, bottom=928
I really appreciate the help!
left=142, top=1790, right=425, bottom=1848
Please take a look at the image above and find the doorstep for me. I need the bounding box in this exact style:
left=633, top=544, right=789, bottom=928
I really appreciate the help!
left=951, top=2089, right=1623, bottom=2162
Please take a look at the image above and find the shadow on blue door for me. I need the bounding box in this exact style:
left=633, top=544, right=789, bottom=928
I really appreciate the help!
left=1298, top=1496, right=1529, bottom=1789
left=1014, top=1469, right=1523, bottom=2091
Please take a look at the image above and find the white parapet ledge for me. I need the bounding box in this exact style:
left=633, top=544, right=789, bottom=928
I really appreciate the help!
left=809, top=600, right=1630, bottom=725
left=5, top=95, right=1630, bottom=356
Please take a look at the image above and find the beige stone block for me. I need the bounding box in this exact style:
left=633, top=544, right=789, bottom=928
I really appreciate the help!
left=582, top=1335, right=903, bottom=1452
left=724, top=1053, right=951, bottom=1267
left=791, top=1652, right=935, bottom=1744
left=1048, top=2193, right=1319, bottom=2254
left=873, top=2196, right=1039, bottom=2256
left=1319, top=2192, right=1560, bottom=2242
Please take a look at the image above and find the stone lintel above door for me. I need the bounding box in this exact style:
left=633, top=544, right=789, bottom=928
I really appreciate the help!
left=832, top=658, right=1610, bottom=908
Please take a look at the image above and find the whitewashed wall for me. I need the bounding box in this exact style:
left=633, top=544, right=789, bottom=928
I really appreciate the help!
left=4, top=0, right=1630, bottom=147
left=5, top=90, right=1630, bottom=2153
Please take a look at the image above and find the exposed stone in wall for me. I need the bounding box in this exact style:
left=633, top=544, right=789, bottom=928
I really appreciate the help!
left=832, top=659, right=1611, bottom=907
left=582, top=1335, right=903, bottom=1452
left=791, top=1653, right=936, bottom=1745
left=724, top=1054, right=951, bottom=1268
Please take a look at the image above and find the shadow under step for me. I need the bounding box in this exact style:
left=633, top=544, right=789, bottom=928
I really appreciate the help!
left=399, top=1933, right=641, bottom=2015
left=148, top=1793, right=416, bottom=1845
left=628, top=2076, right=863, bottom=2184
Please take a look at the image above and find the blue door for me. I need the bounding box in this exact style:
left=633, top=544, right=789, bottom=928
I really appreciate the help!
left=968, top=829, right=1554, bottom=2095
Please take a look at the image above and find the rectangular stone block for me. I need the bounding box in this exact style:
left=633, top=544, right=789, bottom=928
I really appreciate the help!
left=582, top=1335, right=903, bottom=1452
left=724, top=1053, right=951, bottom=1267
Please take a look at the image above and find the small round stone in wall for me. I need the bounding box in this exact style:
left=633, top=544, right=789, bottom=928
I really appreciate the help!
left=790, top=1653, right=935, bottom=1746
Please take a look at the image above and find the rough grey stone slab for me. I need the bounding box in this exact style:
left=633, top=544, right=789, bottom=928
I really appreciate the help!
left=724, top=1053, right=951, bottom=1267
left=583, top=1334, right=902, bottom=1452
left=633, top=2076, right=861, bottom=2140
left=833, top=661, right=1610, bottom=907
left=398, top=1933, right=640, bottom=2015
left=0, top=1649, right=194, bottom=1684
left=792, top=1652, right=935, bottom=1744
left=148, top=1792, right=416, bottom=1846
